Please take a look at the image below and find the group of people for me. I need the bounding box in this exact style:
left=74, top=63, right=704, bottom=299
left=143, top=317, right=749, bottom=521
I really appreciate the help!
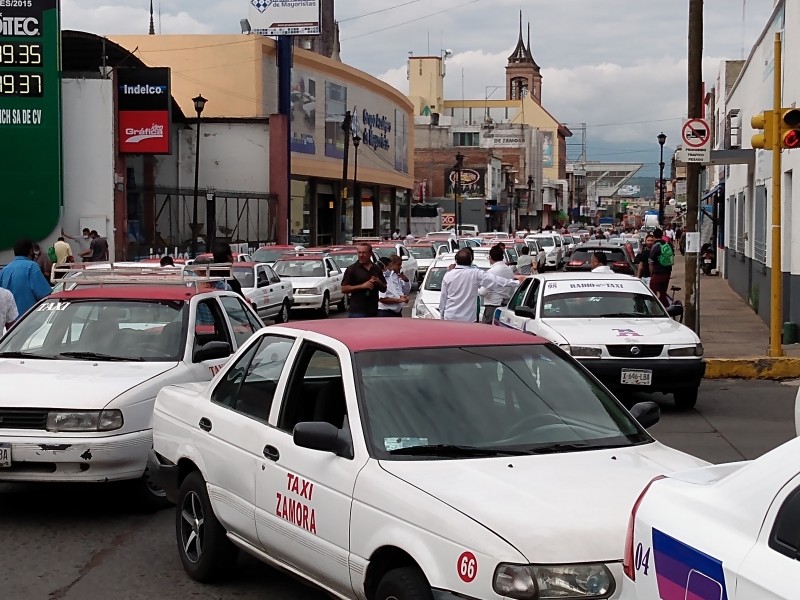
left=0, top=239, right=55, bottom=330
left=634, top=228, right=675, bottom=304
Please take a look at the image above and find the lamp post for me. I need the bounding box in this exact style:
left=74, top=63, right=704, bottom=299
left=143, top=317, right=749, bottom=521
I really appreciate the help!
left=352, top=133, right=361, bottom=237
left=526, top=175, right=533, bottom=232
left=190, top=94, right=207, bottom=258
left=657, top=132, right=667, bottom=226
left=454, top=152, right=464, bottom=235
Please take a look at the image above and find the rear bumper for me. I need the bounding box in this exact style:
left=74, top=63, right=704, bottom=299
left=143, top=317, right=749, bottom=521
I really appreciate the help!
left=147, top=449, right=180, bottom=503
left=579, top=358, right=706, bottom=392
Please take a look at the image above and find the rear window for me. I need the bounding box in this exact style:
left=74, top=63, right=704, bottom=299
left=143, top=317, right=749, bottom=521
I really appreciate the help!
left=535, top=237, right=554, bottom=248
left=572, top=249, right=626, bottom=263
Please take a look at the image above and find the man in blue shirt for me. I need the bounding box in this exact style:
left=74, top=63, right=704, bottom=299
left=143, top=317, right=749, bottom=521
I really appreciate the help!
left=0, top=239, right=53, bottom=316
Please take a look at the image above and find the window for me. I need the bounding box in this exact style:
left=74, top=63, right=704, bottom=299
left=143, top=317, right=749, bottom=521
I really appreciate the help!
left=278, top=343, right=346, bottom=433
left=211, top=335, right=295, bottom=421
left=256, top=266, right=270, bottom=288
left=507, top=278, right=532, bottom=311
left=524, top=279, right=541, bottom=310
left=769, top=486, right=800, bottom=559
left=754, top=185, right=767, bottom=264
left=727, top=195, right=736, bottom=249
left=266, top=265, right=281, bottom=284
left=453, top=132, right=479, bottom=147
left=220, top=296, right=259, bottom=347
left=194, top=298, right=231, bottom=350
left=736, top=191, right=746, bottom=253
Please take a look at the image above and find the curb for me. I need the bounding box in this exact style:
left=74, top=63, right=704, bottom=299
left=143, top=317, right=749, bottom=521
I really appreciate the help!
left=705, top=357, right=800, bottom=380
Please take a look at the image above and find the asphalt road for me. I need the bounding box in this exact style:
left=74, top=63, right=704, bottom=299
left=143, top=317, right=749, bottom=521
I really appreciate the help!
left=1, top=378, right=796, bottom=599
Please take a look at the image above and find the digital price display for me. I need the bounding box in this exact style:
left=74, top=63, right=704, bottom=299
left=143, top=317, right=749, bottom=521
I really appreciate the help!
left=0, top=0, right=62, bottom=250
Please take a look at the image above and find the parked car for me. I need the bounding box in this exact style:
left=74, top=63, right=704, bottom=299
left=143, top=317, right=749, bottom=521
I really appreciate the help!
left=231, top=262, right=294, bottom=323
left=372, top=243, right=418, bottom=283
left=565, top=242, right=636, bottom=276
left=322, top=247, right=381, bottom=271
left=526, top=233, right=564, bottom=270
left=620, top=436, right=800, bottom=600
left=272, top=255, right=346, bottom=317
left=513, top=239, right=547, bottom=273
left=407, top=242, right=438, bottom=283
left=0, top=267, right=265, bottom=509
left=494, top=272, right=705, bottom=408
left=149, top=319, right=707, bottom=598
left=412, top=252, right=491, bottom=319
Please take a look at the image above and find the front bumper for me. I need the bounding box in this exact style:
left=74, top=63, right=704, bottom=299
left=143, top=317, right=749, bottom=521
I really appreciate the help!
left=0, top=429, right=152, bottom=483
left=579, top=358, right=706, bottom=393
left=545, top=255, right=559, bottom=266
left=290, top=293, right=324, bottom=309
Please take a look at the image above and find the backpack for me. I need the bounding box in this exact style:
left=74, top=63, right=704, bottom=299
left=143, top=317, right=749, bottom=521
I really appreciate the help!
left=47, top=246, right=57, bottom=263
left=657, top=241, right=674, bottom=267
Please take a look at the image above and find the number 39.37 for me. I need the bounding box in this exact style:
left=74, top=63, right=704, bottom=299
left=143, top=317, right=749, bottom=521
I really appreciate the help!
left=634, top=543, right=651, bottom=575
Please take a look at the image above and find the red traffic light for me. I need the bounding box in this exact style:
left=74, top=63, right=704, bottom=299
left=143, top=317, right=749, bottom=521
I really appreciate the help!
left=785, top=129, right=800, bottom=149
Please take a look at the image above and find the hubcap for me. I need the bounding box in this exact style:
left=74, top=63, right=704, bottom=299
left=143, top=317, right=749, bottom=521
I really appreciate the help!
left=180, top=491, right=205, bottom=563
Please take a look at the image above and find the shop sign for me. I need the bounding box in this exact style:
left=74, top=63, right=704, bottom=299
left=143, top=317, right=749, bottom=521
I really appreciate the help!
left=117, top=67, right=171, bottom=154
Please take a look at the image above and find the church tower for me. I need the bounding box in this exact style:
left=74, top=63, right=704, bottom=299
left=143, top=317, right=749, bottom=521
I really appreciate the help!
left=505, top=12, right=542, bottom=104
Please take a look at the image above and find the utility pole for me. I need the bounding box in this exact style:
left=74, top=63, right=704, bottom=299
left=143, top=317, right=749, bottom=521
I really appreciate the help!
left=338, top=111, right=352, bottom=244
left=684, top=0, right=703, bottom=332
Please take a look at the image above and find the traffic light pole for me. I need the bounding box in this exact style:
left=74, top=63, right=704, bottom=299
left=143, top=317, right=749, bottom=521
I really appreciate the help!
left=769, top=32, right=783, bottom=357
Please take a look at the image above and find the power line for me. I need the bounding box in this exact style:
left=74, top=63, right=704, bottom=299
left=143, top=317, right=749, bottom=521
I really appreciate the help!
left=338, top=0, right=422, bottom=23
left=341, top=0, right=483, bottom=42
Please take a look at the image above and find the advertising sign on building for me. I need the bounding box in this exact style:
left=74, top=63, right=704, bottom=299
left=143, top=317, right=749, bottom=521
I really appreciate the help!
left=480, top=133, right=525, bottom=149
left=117, top=67, right=172, bottom=154
left=542, top=130, right=554, bottom=168
left=249, top=0, right=320, bottom=36
left=445, top=167, right=486, bottom=198
left=0, top=0, right=62, bottom=250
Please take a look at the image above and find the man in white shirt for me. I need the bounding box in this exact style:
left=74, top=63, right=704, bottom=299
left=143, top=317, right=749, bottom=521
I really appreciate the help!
left=479, top=245, right=516, bottom=323
left=590, top=251, right=614, bottom=273
left=378, top=255, right=411, bottom=317
left=516, top=246, right=534, bottom=276
left=439, top=248, right=519, bottom=322
left=0, top=286, right=19, bottom=331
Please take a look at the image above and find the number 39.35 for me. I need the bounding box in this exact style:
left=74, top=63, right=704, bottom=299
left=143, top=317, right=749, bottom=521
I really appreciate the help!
left=634, top=543, right=651, bottom=575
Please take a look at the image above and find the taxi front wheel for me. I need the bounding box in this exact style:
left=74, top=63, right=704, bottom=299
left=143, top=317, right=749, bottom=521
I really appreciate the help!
left=374, top=567, right=434, bottom=600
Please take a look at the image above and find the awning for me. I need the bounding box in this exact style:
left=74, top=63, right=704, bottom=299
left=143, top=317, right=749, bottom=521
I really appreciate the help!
left=702, top=183, right=723, bottom=201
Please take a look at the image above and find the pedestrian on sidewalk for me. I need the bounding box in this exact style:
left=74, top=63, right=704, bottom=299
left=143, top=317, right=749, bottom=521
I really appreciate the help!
left=341, top=242, right=387, bottom=318
left=439, top=248, right=519, bottom=323
left=378, top=255, right=410, bottom=317
left=0, top=239, right=53, bottom=316
left=635, top=234, right=654, bottom=287
left=648, top=228, right=674, bottom=305
left=479, top=245, right=516, bottom=323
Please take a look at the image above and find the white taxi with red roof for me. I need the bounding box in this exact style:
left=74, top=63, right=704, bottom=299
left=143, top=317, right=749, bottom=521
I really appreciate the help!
left=231, top=262, right=294, bottom=323
left=150, top=319, right=706, bottom=600
left=0, top=270, right=265, bottom=509
left=272, top=254, right=346, bottom=317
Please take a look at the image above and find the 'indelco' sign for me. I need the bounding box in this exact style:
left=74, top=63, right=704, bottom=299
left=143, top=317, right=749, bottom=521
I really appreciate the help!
left=120, top=84, right=167, bottom=95
left=116, top=67, right=172, bottom=154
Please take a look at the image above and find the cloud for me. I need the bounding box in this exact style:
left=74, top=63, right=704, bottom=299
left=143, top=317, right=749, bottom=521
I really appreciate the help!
left=62, top=0, right=215, bottom=35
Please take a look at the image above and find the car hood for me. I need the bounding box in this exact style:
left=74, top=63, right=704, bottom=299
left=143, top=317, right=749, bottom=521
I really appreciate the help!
left=536, top=317, right=700, bottom=345
left=0, top=360, right=177, bottom=409
left=280, top=276, right=326, bottom=289
left=380, top=442, right=707, bottom=563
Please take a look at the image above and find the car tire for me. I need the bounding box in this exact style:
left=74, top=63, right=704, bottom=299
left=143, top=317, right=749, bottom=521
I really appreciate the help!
left=318, top=293, right=330, bottom=318
left=128, top=466, right=172, bottom=512
left=374, top=566, right=434, bottom=600
left=275, top=300, right=290, bottom=324
left=674, top=388, right=699, bottom=410
left=176, top=472, right=238, bottom=582
left=337, top=294, right=348, bottom=312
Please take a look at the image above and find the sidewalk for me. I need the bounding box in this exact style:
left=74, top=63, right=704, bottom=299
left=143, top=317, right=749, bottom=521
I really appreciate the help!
left=670, top=255, right=800, bottom=379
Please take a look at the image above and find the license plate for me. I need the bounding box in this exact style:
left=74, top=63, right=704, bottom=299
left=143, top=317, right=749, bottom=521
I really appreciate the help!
left=0, top=443, right=10, bottom=468
left=621, top=369, right=652, bottom=386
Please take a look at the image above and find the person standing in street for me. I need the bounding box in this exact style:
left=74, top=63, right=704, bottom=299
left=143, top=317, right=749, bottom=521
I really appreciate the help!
left=479, top=245, right=516, bottom=323
left=439, top=248, right=519, bottom=322
left=635, top=234, right=654, bottom=287
left=63, top=228, right=92, bottom=262
left=378, top=255, right=410, bottom=317
left=648, top=228, right=674, bottom=304
left=86, top=230, right=109, bottom=262
left=54, top=236, right=73, bottom=265
left=0, top=287, right=19, bottom=331
left=32, top=243, right=53, bottom=280
left=590, top=252, right=614, bottom=273
left=0, top=239, right=53, bottom=316
left=341, top=242, right=387, bottom=318
left=516, top=245, right=534, bottom=275
left=212, top=242, right=244, bottom=297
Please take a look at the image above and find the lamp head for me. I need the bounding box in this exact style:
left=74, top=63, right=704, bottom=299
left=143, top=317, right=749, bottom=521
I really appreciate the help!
left=657, top=132, right=667, bottom=146
left=193, top=94, right=208, bottom=115
left=352, top=134, right=361, bottom=148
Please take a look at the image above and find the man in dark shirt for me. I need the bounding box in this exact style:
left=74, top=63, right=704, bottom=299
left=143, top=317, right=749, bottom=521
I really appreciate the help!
left=88, top=231, right=109, bottom=262
left=341, top=243, right=387, bottom=317
left=635, top=234, right=654, bottom=285
left=212, top=242, right=245, bottom=298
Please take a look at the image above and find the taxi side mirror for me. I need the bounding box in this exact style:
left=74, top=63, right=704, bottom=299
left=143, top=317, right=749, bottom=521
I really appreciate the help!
left=293, top=422, right=353, bottom=459
left=193, top=341, right=232, bottom=363
left=629, top=402, right=660, bottom=429
left=514, top=306, right=536, bottom=319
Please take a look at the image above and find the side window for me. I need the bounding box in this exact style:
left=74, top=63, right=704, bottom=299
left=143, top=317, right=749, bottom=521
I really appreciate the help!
left=770, top=486, right=800, bottom=559
left=525, top=279, right=541, bottom=310
left=194, top=299, right=231, bottom=349
left=211, top=335, right=294, bottom=421
left=507, top=278, right=532, bottom=311
left=220, top=296, right=259, bottom=346
left=327, top=259, right=339, bottom=275
left=266, top=265, right=281, bottom=284
left=278, top=343, right=346, bottom=434
left=257, top=266, right=270, bottom=287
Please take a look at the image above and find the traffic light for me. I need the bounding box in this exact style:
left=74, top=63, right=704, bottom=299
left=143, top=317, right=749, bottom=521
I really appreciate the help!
left=780, top=108, right=800, bottom=150
left=751, top=111, right=774, bottom=149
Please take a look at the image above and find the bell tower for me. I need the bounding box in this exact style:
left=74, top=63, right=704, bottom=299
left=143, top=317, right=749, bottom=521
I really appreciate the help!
left=505, top=12, right=542, bottom=104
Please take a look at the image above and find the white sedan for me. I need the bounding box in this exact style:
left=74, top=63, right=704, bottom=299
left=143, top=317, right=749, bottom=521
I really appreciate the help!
left=412, top=252, right=491, bottom=319
left=494, top=273, right=705, bottom=408
left=272, top=255, right=346, bottom=317
left=149, top=319, right=707, bottom=599
left=231, top=262, right=294, bottom=323
left=620, top=436, right=800, bottom=600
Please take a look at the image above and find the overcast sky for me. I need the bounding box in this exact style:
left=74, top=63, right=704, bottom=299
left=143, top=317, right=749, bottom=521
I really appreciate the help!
left=63, top=0, right=777, bottom=175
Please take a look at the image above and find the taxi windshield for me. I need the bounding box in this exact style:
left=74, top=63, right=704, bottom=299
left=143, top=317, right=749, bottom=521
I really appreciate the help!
left=374, top=247, right=397, bottom=259
left=252, top=248, right=288, bottom=263
left=329, top=254, right=357, bottom=270
left=356, top=345, right=650, bottom=459
left=410, top=246, right=435, bottom=259
left=232, top=267, right=255, bottom=288
left=274, top=260, right=325, bottom=278
left=535, top=237, right=555, bottom=248
left=541, top=292, right=667, bottom=318
left=424, top=266, right=488, bottom=291
left=0, top=299, right=186, bottom=361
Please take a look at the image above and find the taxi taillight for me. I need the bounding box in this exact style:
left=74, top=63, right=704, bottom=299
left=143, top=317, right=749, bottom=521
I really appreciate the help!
left=567, top=260, right=584, bottom=267
left=622, top=475, right=665, bottom=581
left=612, top=261, right=629, bottom=269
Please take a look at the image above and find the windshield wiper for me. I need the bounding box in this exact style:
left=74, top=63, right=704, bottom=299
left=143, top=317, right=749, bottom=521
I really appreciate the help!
left=388, top=444, right=530, bottom=457
left=602, top=313, right=653, bottom=318
left=527, top=442, right=625, bottom=454
left=57, top=351, right=144, bottom=362
left=0, top=351, right=56, bottom=360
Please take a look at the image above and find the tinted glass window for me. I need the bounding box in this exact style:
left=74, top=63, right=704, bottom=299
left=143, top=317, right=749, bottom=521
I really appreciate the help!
left=253, top=249, right=288, bottom=263
left=410, top=246, right=436, bottom=259
left=572, top=249, right=626, bottom=263
left=770, top=486, right=800, bottom=559
left=194, top=299, right=231, bottom=350
left=541, top=292, right=666, bottom=318
left=220, top=296, right=260, bottom=346
left=233, top=267, right=255, bottom=289
left=274, top=260, right=326, bottom=278
left=330, top=254, right=356, bottom=270
left=507, top=278, right=532, bottom=310
left=279, top=344, right=346, bottom=432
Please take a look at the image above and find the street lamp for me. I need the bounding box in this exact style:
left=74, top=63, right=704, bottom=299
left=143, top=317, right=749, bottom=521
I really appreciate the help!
left=657, top=132, right=667, bottom=226
left=454, top=152, right=464, bottom=235
left=526, top=175, right=533, bottom=231
left=352, top=133, right=361, bottom=236
left=190, top=94, right=207, bottom=258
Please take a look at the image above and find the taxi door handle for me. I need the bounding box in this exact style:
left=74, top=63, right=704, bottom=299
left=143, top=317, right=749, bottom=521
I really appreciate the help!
left=263, top=445, right=280, bottom=462
left=199, top=417, right=212, bottom=432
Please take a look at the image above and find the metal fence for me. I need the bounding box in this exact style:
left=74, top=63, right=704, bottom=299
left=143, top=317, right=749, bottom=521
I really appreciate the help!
left=127, top=186, right=277, bottom=259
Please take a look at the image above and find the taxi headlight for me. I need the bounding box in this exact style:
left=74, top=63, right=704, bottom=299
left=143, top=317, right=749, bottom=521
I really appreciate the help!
left=414, top=301, right=433, bottom=319
left=296, top=287, right=320, bottom=295
left=493, top=563, right=614, bottom=599
left=668, top=343, right=704, bottom=357
left=46, top=410, right=124, bottom=432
